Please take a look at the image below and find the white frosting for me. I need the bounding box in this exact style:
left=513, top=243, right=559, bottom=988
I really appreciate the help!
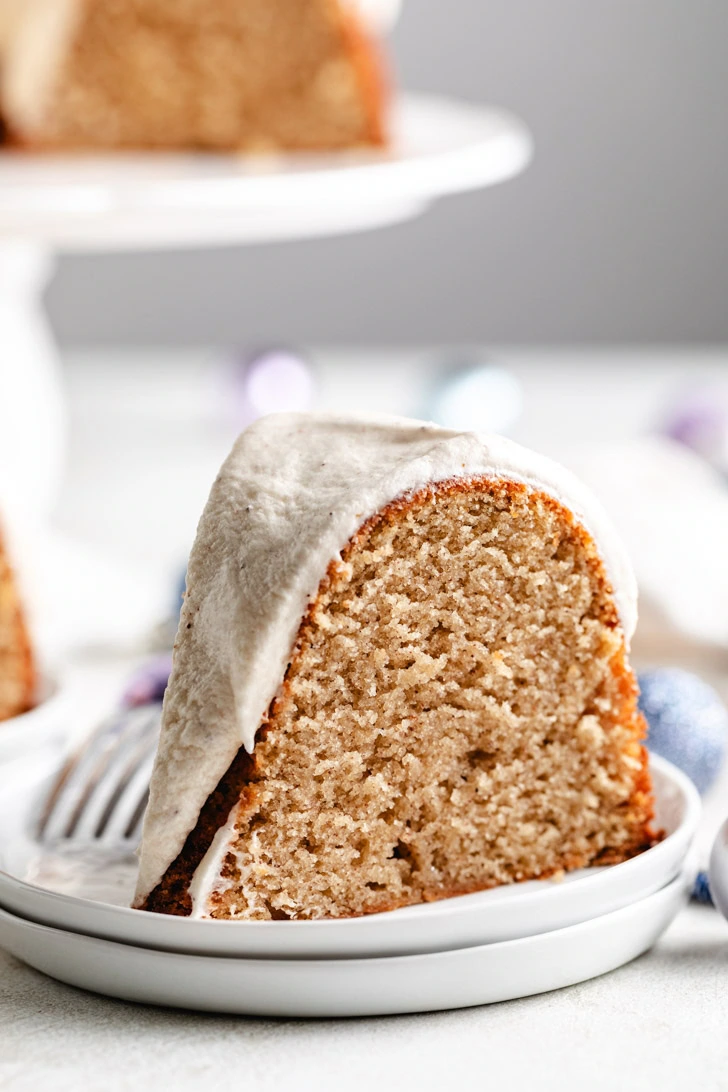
left=133, top=413, right=637, bottom=909
left=1, top=0, right=81, bottom=133
left=346, top=0, right=402, bottom=34
left=186, top=820, right=239, bottom=917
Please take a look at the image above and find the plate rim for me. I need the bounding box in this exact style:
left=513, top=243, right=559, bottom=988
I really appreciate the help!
left=0, top=864, right=692, bottom=966
left=0, top=94, right=532, bottom=203
left=0, top=753, right=700, bottom=956
left=0, top=868, right=692, bottom=1015
left=0, top=673, right=73, bottom=762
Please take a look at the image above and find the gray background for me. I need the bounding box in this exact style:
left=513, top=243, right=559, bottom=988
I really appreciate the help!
left=47, top=0, right=728, bottom=347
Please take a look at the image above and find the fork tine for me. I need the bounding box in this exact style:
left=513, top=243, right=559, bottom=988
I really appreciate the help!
left=40, top=706, right=159, bottom=842
left=99, top=737, right=158, bottom=845
left=128, top=786, right=152, bottom=846
left=71, top=707, right=160, bottom=841
left=40, top=713, right=127, bottom=841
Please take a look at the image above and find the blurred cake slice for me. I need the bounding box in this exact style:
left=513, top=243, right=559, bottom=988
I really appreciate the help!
left=0, top=0, right=387, bottom=151
left=0, top=525, right=35, bottom=721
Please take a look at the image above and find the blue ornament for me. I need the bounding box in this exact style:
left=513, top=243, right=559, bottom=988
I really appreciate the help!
left=429, top=359, right=523, bottom=436
left=638, top=668, right=728, bottom=795
left=175, top=566, right=187, bottom=619
left=692, top=871, right=713, bottom=905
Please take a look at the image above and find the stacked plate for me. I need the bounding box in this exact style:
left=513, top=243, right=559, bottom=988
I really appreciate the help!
left=0, top=749, right=701, bottom=1017
left=0, top=675, right=74, bottom=766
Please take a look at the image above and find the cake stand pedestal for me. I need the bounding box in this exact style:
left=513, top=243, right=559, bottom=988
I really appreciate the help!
left=0, top=93, right=532, bottom=526
left=0, top=242, right=63, bottom=525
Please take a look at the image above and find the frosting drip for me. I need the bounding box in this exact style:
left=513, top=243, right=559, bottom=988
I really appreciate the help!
left=134, top=414, right=637, bottom=908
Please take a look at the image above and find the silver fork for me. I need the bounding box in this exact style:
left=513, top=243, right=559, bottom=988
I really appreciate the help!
left=38, top=704, right=162, bottom=848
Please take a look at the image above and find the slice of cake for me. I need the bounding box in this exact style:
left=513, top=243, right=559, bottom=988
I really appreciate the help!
left=0, top=525, right=35, bottom=721
left=0, top=0, right=386, bottom=151
left=134, top=414, right=655, bottom=920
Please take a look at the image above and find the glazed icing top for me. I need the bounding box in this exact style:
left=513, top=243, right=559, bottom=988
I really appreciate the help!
left=133, top=413, right=637, bottom=907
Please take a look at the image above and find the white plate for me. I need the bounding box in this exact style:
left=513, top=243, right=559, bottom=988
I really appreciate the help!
left=0, top=675, right=73, bottom=764
left=0, top=94, right=532, bottom=249
left=0, top=754, right=700, bottom=958
left=709, top=816, right=728, bottom=925
left=0, top=870, right=692, bottom=1016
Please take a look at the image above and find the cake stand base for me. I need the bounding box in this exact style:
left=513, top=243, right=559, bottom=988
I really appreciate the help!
left=0, top=242, right=66, bottom=526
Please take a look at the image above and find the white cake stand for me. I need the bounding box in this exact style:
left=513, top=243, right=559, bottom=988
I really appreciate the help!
left=0, top=93, right=532, bottom=524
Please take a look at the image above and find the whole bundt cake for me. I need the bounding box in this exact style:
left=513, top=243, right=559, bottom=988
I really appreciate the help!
left=0, top=0, right=387, bottom=151
left=135, top=414, right=656, bottom=920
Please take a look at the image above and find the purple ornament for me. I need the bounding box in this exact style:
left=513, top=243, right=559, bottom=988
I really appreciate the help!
left=226, top=347, right=314, bottom=430
left=664, top=387, right=728, bottom=473
left=123, top=654, right=173, bottom=708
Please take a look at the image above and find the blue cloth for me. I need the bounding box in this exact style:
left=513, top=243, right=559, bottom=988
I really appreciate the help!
left=638, top=668, right=728, bottom=794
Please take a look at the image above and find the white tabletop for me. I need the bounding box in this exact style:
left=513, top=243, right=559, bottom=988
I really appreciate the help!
left=0, top=902, right=726, bottom=1091
left=2, top=348, right=728, bottom=1090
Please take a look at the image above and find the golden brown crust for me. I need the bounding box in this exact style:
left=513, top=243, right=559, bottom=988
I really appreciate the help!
left=0, top=528, right=35, bottom=723
left=3, top=0, right=389, bottom=152
left=336, top=3, right=389, bottom=146
left=142, top=477, right=658, bottom=917
left=143, top=741, right=263, bottom=916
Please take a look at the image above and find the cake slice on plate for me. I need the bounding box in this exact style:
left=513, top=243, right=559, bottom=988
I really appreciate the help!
left=0, top=525, right=35, bottom=722
left=134, top=414, right=656, bottom=920
left=0, top=0, right=386, bottom=150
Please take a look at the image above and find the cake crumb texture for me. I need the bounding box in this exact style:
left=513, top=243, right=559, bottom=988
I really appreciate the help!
left=147, top=478, right=654, bottom=919
left=3, top=0, right=387, bottom=150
